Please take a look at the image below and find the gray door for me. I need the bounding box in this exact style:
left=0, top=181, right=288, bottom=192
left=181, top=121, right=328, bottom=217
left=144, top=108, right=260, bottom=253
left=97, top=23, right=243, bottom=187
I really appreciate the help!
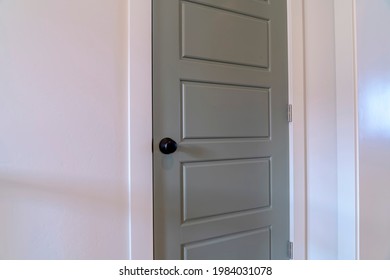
left=153, top=0, right=289, bottom=260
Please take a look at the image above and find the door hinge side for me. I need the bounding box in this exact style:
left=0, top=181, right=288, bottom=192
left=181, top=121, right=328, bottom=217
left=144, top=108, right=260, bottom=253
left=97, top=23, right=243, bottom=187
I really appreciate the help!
left=152, top=139, right=154, bottom=153
left=288, top=241, right=293, bottom=259
left=288, top=104, right=293, bottom=123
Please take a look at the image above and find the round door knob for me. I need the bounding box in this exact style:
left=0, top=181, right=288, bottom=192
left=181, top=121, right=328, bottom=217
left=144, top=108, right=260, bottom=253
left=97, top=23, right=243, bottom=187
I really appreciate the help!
left=159, top=138, right=177, bottom=154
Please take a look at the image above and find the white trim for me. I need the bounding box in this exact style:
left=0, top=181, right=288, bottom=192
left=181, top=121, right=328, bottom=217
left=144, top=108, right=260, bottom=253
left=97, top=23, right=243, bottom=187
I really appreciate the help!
left=352, top=1, right=360, bottom=260
left=129, top=0, right=307, bottom=260
left=288, top=0, right=307, bottom=260
left=129, top=0, right=153, bottom=260
left=334, top=0, right=358, bottom=260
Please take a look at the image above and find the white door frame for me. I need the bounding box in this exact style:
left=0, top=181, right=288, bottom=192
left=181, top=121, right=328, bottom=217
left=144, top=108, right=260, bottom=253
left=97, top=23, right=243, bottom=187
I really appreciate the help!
left=128, top=0, right=359, bottom=260
left=334, top=0, right=358, bottom=260
left=287, top=0, right=307, bottom=260
left=128, top=0, right=153, bottom=260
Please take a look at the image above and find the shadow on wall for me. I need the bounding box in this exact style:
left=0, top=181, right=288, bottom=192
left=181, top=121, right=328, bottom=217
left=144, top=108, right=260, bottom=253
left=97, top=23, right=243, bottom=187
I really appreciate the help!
left=0, top=173, right=129, bottom=260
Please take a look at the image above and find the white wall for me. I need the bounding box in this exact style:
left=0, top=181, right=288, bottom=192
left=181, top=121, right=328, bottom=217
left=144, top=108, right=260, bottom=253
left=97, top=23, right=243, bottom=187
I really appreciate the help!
left=0, top=0, right=129, bottom=259
left=356, top=0, right=390, bottom=260
left=303, top=0, right=339, bottom=259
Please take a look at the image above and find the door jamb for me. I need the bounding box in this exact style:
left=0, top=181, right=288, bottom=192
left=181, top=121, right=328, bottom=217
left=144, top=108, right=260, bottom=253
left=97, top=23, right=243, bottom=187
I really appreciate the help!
left=334, top=0, right=358, bottom=260
left=287, top=0, right=307, bottom=260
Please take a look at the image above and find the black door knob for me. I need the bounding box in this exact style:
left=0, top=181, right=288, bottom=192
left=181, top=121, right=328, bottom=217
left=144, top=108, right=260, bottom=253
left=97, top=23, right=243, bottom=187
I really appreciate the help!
left=159, top=138, right=177, bottom=154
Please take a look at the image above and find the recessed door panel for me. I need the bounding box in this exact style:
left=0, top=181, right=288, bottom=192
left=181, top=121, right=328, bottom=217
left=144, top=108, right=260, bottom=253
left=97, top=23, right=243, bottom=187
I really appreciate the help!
left=182, top=82, right=270, bottom=139
left=183, top=228, right=271, bottom=260
left=181, top=1, right=269, bottom=68
left=182, top=159, right=270, bottom=222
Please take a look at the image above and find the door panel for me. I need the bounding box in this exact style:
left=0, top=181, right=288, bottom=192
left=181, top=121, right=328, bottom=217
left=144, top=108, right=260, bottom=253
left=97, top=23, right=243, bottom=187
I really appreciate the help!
left=182, top=82, right=270, bottom=139
left=184, top=0, right=271, bottom=19
left=182, top=158, right=270, bottom=221
left=153, top=0, right=289, bottom=259
left=183, top=228, right=271, bottom=260
left=182, top=1, right=269, bottom=68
